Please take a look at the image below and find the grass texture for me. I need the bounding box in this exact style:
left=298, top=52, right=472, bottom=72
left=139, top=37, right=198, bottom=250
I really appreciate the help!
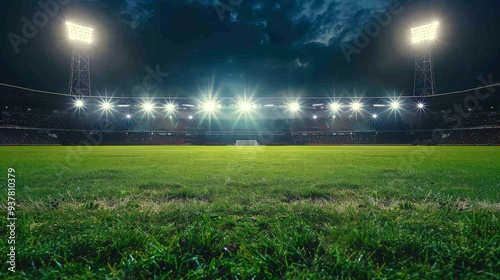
left=0, top=146, right=499, bottom=279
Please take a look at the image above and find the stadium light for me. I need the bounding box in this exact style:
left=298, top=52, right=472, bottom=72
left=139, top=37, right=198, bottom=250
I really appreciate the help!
left=188, top=115, right=193, bottom=120
left=238, top=101, right=253, bottom=112
left=142, top=102, right=154, bottom=112
left=202, top=101, right=218, bottom=112
left=417, top=102, right=425, bottom=109
left=391, top=101, right=401, bottom=110
left=126, top=114, right=131, bottom=119
left=372, top=114, right=378, bottom=119
left=288, top=102, right=300, bottom=112
left=313, top=115, right=318, bottom=119
left=329, top=102, right=341, bottom=112
left=411, top=22, right=439, bottom=44
left=165, top=103, right=176, bottom=112
left=101, top=101, right=112, bottom=111
left=67, top=21, right=94, bottom=96
left=351, top=101, right=362, bottom=112
left=66, top=22, right=93, bottom=44
left=411, top=21, right=439, bottom=96
left=75, top=99, right=84, bottom=108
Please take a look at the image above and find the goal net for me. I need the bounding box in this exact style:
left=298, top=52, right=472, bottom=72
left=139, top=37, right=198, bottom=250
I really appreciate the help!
left=235, top=140, right=258, bottom=146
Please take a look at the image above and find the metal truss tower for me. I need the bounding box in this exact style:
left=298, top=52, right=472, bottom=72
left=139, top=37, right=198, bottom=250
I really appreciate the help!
left=411, top=21, right=439, bottom=96
left=69, top=45, right=91, bottom=96
left=66, top=22, right=94, bottom=96
left=413, top=47, right=436, bottom=96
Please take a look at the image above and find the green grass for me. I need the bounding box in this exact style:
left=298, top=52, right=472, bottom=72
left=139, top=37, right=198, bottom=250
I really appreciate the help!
left=0, top=146, right=499, bottom=279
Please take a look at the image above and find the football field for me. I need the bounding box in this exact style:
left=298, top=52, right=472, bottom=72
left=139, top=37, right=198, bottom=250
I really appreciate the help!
left=0, top=146, right=499, bottom=278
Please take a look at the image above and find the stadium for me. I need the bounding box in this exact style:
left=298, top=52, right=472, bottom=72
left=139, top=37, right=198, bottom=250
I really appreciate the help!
left=1, top=0, right=499, bottom=279
left=2, top=83, right=500, bottom=146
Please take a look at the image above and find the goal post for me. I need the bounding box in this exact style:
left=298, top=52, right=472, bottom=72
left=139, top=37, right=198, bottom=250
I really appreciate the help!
left=235, top=140, right=258, bottom=146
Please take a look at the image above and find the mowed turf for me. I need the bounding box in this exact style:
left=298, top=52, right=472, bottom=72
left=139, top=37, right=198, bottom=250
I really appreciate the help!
left=0, top=146, right=499, bottom=279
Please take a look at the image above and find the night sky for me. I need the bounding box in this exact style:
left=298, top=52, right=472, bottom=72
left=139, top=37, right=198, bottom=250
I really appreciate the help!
left=1, top=0, right=499, bottom=98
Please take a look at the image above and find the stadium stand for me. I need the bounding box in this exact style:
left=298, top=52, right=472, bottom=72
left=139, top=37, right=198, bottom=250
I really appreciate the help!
left=1, top=83, right=499, bottom=146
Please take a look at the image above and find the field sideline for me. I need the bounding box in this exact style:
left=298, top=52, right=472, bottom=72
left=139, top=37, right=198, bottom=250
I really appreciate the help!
left=0, top=146, right=499, bottom=278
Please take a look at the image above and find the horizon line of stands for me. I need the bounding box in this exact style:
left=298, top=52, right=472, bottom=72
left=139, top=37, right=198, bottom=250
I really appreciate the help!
left=1, top=128, right=499, bottom=146
left=2, top=110, right=500, bottom=132
left=1, top=110, right=500, bottom=145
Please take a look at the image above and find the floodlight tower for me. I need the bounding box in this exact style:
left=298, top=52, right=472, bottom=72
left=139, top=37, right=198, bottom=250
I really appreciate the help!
left=411, top=22, right=439, bottom=96
left=66, top=22, right=94, bottom=96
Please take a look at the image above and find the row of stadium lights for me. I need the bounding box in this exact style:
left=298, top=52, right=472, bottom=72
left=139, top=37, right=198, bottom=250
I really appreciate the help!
left=74, top=99, right=426, bottom=119
left=66, top=20, right=435, bottom=119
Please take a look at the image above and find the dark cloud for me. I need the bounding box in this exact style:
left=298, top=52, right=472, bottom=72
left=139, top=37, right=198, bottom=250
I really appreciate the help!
left=0, top=0, right=499, bottom=97
left=120, top=12, right=134, bottom=23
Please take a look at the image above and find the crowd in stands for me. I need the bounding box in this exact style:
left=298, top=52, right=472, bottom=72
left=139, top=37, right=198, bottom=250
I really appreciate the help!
left=0, top=129, right=60, bottom=145
left=415, top=111, right=500, bottom=130
left=1, top=112, right=65, bottom=129
left=439, top=129, right=500, bottom=145
left=1, top=109, right=499, bottom=145
left=2, top=128, right=498, bottom=145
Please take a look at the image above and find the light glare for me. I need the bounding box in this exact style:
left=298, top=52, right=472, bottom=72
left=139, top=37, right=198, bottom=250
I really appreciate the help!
left=202, top=101, right=218, bottom=112
left=239, top=101, right=253, bottom=112
left=351, top=102, right=362, bottom=111
left=329, top=102, right=341, bottom=111
left=289, top=102, right=300, bottom=112
left=75, top=100, right=84, bottom=108
left=66, top=22, right=93, bottom=44
left=101, top=102, right=111, bottom=110
left=411, top=22, right=439, bottom=44
left=165, top=103, right=176, bottom=112
left=142, top=102, right=154, bottom=112
left=391, top=101, right=401, bottom=109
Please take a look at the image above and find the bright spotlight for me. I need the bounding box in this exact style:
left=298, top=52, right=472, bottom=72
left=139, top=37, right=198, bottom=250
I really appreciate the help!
left=289, top=102, right=300, bottom=112
left=101, top=101, right=112, bottom=110
left=165, top=103, right=176, bottom=112
left=313, top=115, right=318, bottom=119
left=66, top=22, right=93, bottom=44
left=391, top=101, right=401, bottom=110
left=239, top=101, right=253, bottom=112
left=411, top=22, right=439, bottom=44
left=142, top=102, right=154, bottom=112
left=351, top=102, right=362, bottom=111
left=75, top=100, right=84, bottom=108
left=188, top=115, right=193, bottom=120
left=329, top=102, right=341, bottom=112
left=372, top=114, right=378, bottom=119
left=202, top=101, right=218, bottom=112
left=126, top=114, right=131, bottom=119
left=417, top=103, right=425, bottom=109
